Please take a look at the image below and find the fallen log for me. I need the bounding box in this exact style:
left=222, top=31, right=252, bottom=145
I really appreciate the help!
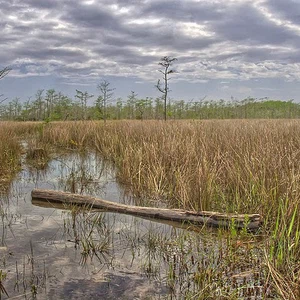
left=31, top=189, right=262, bottom=230
left=32, top=199, right=212, bottom=233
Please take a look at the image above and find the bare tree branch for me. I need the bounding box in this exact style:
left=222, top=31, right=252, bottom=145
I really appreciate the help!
left=0, top=67, right=11, bottom=80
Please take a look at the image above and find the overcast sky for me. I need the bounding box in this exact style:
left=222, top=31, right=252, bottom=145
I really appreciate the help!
left=1, top=0, right=300, bottom=103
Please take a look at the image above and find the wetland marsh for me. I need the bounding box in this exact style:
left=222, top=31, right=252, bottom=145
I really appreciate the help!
left=0, top=120, right=299, bottom=299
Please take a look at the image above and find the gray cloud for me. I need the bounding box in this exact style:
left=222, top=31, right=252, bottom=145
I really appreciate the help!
left=211, top=3, right=297, bottom=44
left=61, top=2, right=121, bottom=30
left=1, top=0, right=300, bottom=98
left=23, top=0, right=60, bottom=9
left=141, top=0, right=222, bottom=22
left=266, top=0, right=300, bottom=25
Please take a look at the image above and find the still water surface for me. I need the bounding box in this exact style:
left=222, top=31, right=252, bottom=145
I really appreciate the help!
left=0, top=151, right=265, bottom=299
left=0, top=152, right=189, bottom=299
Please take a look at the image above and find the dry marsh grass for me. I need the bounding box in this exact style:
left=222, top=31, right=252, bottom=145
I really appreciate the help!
left=41, top=120, right=298, bottom=211
left=0, top=122, right=22, bottom=186
left=1, top=119, right=300, bottom=298
left=40, top=119, right=300, bottom=298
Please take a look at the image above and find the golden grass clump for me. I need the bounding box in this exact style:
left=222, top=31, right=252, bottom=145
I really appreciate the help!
left=1, top=119, right=299, bottom=298
left=86, top=120, right=300, bottom=212
left=89, top=119, right=300, bottom=299
left=39, top=121, right=100, bottom=150
left=0, top=122, right=22, bottom=186
left=0, top=121, right=44, bottom=186
left=34, top=120, right=300, bottom=215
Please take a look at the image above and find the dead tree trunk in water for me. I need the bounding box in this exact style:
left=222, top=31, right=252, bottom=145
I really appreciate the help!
left=31, top=189, right=261, bottom=230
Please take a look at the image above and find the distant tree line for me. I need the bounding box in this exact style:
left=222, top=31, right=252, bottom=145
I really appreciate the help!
left=0, top=89, right=299, bottom=121
left=1, top=62, right=300, bottom=121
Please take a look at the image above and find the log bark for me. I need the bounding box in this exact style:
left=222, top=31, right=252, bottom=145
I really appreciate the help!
left=31, top=189, right=262, bottom=230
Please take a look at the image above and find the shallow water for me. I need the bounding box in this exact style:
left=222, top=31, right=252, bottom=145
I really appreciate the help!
left=0, top=152, right=177, bottom=299
left=0, top=151, right=268, bottom=299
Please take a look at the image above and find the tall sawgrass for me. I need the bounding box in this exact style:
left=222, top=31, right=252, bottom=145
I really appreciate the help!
left=36, top=120, right=300, bottom=213
left=0, top=122, right=22, bottom=187
left=0, top=121, right=45, bottom=188
left=1, top=119, right=300, bottom=297
left=39, top=119, right=300, bottom=298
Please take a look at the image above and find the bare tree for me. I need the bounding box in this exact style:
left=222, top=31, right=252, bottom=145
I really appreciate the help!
left=97, top=80, right=115, bottom=123
left=34, top=89, right=44, bottom=120
left=75, top=90, right=94, bottom=120
left=156, top=56, right=177, bottom=121
left=0, top=95, right=7, bottom=105
left=0, top=67, right=11, bottom=80
left=45, top=89, right=58, bottom=119
left=0, top=67, right=11, bottom=105
left=126, top=91, right=138, bottom=119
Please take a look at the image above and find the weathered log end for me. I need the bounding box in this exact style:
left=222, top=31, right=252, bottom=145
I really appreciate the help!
left=31, top=189, right=262, bottom=231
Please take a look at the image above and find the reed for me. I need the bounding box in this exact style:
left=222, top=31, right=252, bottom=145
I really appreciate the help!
left=0, top=123, right=22, bottom=187
left=1, top=119, right=300, bottom=297
left=93, top=120, right=300, bottom=298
